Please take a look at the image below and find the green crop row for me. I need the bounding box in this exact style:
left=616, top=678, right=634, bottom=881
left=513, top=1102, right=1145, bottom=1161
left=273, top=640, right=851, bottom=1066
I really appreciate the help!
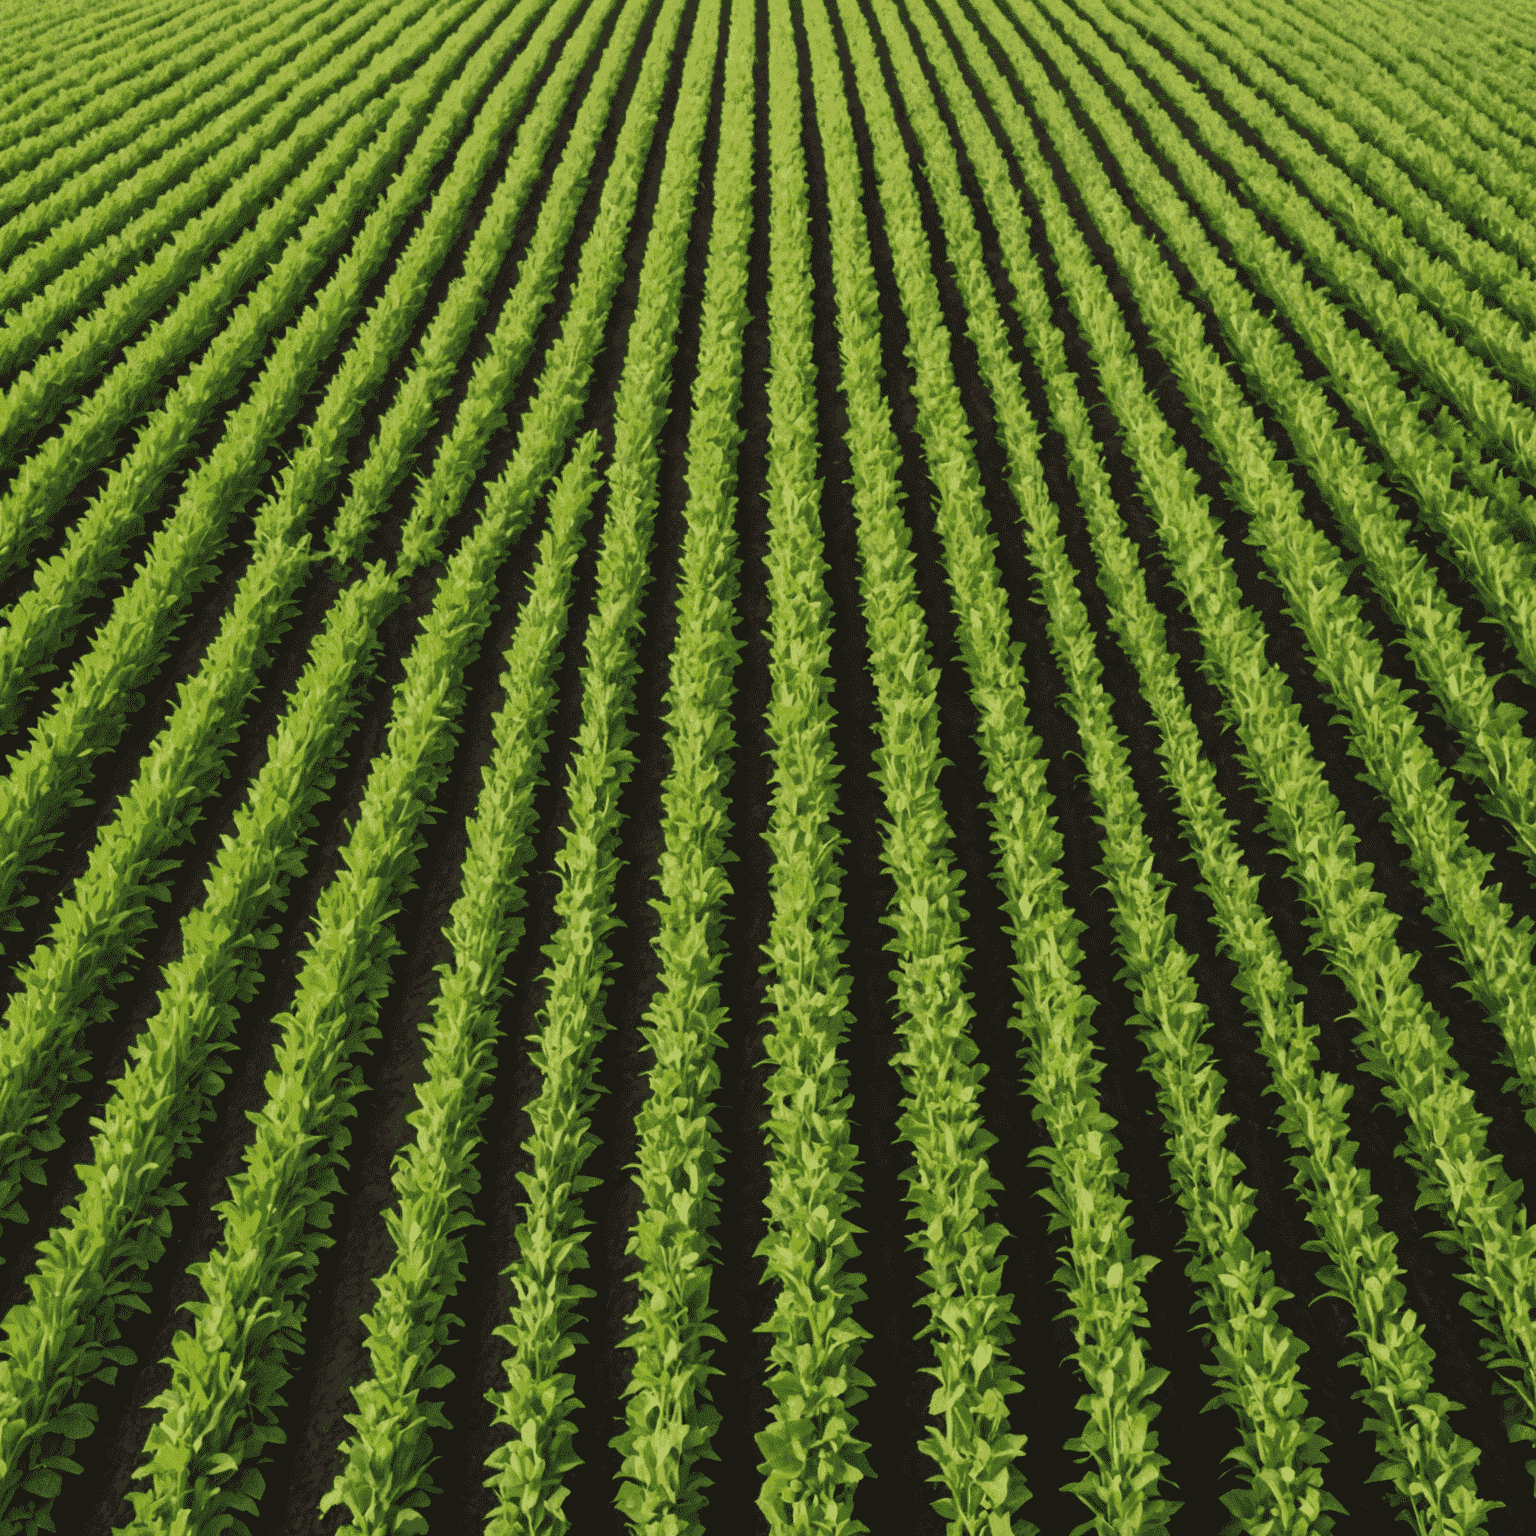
left=3, top=0, right=1536, bottom=1530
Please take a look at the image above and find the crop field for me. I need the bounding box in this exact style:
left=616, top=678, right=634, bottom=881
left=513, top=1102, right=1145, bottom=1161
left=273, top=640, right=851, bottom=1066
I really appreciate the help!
left=6, top=0, right=1536, bottom=1531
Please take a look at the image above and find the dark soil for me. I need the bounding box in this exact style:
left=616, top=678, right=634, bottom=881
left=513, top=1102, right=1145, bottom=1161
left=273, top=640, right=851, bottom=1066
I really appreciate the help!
left=7, top=0, right=1534, bottom=1531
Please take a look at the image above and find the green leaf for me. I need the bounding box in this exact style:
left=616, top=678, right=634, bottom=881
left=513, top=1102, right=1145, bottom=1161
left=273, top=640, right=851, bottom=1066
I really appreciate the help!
left=754, top=1423, right=807, bottom=1476
left=45, top=1405, right=96, bottom=1442
left=22, top=1470, right=62, bottom=1499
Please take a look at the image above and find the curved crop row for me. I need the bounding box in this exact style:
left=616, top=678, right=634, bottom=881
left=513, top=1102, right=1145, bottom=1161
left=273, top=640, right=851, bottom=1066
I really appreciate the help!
left=0, top=0, right=448, bottom=432
left=1104, top=0, right=1536, bottom=493
left=317, top=433, right=601, bottom=1536
left=474, top=1, right=724, bottom=1525
left=0, top=0, right=167, bottom=116
left=1070, top=0, right=1536, bottom=871
left=1349, top=0, right=1536, bottom=152
left=320, top=0, right=639, bottom=575
left=1210, top=0, right=1536, bottom=263
left=0, top=0, right=530, bottom=938
left=0, top=0, right=587, bottom=1399
left=977, top=0, right=1527, bottom=1517
left=880, top=3, right=1336, bottom=1528
left=608, top=1, right=754, bottom=1527
left=1, top=0, right=1533, bottom=1527
left=0, top=0, right=344, bottom=258
left=0, top=0, right=531, bottom=639
left=0, top=0, right=247, bottom=170
left=0, top=0, right=374, bottom=290
left=1043, top=0, right=1536, bottom=1240
left=750, top=2, right=872, bottom=1529
left=804, top=3, right=1077, bottom=1530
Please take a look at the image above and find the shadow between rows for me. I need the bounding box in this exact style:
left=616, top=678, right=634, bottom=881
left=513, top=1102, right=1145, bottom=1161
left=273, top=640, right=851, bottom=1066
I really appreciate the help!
left=960, top=0, right=1533, bottom=1520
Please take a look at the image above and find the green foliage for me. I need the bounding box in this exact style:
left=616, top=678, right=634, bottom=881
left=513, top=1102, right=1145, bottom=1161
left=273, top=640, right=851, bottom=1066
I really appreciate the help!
left=0, top=560, right=391, bottom=1536
left=960, top=0, right=1520, bottom=1520
left=0, top=0, right=411, bottom=589
left=474, top=3, right=706, bottom=1528
left=321, top=432, right=601, bottom=1536
left=750, top=7, right=873, bottom=1533
left=5, top=1, right=1536, bottom=1531
left=797, top=1, right=1053, bottom=1528
left=608, top=7, right=754, bottom=1529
